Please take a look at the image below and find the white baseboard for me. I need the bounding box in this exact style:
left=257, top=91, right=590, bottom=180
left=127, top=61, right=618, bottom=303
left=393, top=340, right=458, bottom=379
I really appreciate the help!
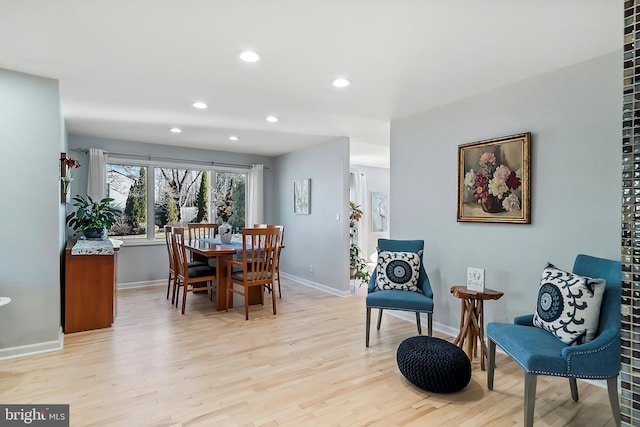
left=117, top=279, right=165, bottom=290
left=0, top=328, right=64, bottom=361
left=280, top=272, right=351, bottom=297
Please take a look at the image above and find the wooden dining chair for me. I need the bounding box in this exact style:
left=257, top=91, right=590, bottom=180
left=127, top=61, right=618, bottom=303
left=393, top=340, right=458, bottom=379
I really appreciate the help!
left=226, top=227, right=279, bottom=320
left=164, top=225, right=176, bottom=300
left=165, top=225, right=206, bottom=304
left=187, top=223, right=218, bottom=263
left=172, top=227, right=217, bottom=314
left=187, top=222, right=217, bottom=240
left=253, top=224, right=285, bottom=298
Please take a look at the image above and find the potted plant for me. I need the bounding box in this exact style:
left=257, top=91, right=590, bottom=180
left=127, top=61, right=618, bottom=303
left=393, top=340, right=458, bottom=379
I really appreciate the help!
left=66, top=195, right=122, bottom=239
left=349, top=201, right=371, bottom=287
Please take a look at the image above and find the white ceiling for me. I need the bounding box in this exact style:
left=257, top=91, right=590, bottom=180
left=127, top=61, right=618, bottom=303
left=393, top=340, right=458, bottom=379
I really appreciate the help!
left=0, top=1, right=621, bottom=168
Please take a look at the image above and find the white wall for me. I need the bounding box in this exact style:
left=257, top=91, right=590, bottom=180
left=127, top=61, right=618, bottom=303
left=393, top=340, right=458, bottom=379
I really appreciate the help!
left=391, top=51, right=621, bottom=329
left=0, top=69, right=65, bottom=353
left=274, top=138, right=351, bottom=294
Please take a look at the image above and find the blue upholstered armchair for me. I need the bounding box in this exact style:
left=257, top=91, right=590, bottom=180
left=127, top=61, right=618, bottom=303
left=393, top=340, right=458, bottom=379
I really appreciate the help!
left=366, top=239, right=434, bottom=347
left=487, top=254, right=621, bottom=427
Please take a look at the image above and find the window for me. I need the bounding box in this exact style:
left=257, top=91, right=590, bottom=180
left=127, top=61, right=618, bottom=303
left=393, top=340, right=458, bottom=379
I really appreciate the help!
left=107, top=164, right=147, bottom=240
left=214, top=172, right=246, bottom=231
left=153, top=167, right=207, bottom=239
left=106, top=161, right=247, bottom=241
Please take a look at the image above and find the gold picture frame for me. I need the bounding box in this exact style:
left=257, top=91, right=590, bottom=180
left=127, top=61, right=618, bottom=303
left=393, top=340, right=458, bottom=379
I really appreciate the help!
left=457, top=132, right=531, bottom=224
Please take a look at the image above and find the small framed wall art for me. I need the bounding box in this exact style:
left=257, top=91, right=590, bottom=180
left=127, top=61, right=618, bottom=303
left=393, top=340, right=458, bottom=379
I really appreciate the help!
left=293, top=179, right=310, bottom=214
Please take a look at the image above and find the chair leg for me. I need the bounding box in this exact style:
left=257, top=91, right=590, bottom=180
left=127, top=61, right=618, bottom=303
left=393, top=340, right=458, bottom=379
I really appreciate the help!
left=166, top=273, right=172, bottom=299
left=377, top=309, right=383, bottom=330
left=277, top=274, right=282, bottom=298
left=487, top=339, right=495, bottom=390
left=366, top=307, right=371, bottom=347
left=271, top=284, right=277, bottom=315
left=244, top=289, right=249, bottom=320
left=181, top=282, right=188, bottom=314
left=569, top=378, right=579, bottom=401
left=524, top=373, right=537, bottom=427
left=607, top=376, right=621, bottom=427
left=172, top=278, right=180, bottom=306
left=415, top=312, right=422, bottom=335
left=427, top=312, right=433, bottom=337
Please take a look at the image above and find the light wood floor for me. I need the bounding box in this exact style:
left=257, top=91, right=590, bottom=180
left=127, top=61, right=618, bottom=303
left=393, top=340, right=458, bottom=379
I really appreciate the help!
left=0, top=278, right=616, bottom=426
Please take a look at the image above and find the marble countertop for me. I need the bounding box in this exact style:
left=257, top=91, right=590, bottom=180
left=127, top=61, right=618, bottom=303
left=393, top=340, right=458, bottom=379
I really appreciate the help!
left=71, top=238, right=123, bottom=255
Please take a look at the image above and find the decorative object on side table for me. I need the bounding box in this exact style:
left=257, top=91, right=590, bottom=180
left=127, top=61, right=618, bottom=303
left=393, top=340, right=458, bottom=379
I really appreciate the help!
left=217, top=193, right=233, bottom=244
left=60, top=153, right=81, bottom=203
left=466, top=267, right=485, bottom=292
left=65, top=195, right=122, bottom=239
left=349, top=201, right=370, bottom=287
left=457, top=132, right=531, bottom=224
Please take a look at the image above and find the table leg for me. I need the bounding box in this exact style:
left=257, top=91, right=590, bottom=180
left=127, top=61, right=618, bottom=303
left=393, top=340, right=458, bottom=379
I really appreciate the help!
left=478, top=300, right=487, bottom=371
left=215, top=254, right=233, bottom=311
left=465, top=299, right=475, bottom=360
left=453, top=299, right=469, bottom=346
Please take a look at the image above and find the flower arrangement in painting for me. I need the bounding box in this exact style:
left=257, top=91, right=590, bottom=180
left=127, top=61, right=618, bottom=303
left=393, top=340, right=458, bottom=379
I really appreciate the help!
left=464, top=151, right=522, bottom=213
left=216, top=193, right=233, bottom=222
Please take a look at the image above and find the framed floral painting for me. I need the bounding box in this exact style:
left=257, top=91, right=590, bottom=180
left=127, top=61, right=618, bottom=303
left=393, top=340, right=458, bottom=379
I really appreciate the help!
left=457, top=132, right=531, bottom=224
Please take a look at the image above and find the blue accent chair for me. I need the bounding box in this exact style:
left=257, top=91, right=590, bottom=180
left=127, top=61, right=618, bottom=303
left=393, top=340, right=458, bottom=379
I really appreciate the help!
left=366, top=239, right=434, bottom=347
left=487, top=254, right=621, bottom=427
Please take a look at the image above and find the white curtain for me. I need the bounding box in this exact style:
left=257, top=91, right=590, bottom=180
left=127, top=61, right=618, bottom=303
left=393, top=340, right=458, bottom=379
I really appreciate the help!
left=87, top=148, right=107, bottom=201
left=350, top=171, right=368, bottom=259
left=247, top=164, right=264, bottom=226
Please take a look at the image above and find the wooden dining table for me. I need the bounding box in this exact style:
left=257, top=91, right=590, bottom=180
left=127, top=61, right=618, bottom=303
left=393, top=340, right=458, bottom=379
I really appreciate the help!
left=185, top=238, right=264, bottom=311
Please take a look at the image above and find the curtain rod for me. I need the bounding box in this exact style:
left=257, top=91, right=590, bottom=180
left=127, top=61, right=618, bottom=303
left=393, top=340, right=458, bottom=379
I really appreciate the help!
left=70, top=148, right=267, bottom=170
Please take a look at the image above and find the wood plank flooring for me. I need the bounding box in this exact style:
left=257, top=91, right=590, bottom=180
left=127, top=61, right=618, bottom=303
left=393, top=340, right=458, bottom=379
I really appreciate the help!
left=0, top=278, right=616, bottom=426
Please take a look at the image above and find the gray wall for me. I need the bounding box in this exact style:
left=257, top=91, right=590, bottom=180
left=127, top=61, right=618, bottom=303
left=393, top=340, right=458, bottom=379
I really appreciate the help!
left=0, top=69, right=65, bottom=352
left=391, top=51, right=621, bottom=330
left=274, top=138, right=351, bottom=295
left=351, top=164, right=390, bottom=259
left=67, top=135, right=276, bottom=285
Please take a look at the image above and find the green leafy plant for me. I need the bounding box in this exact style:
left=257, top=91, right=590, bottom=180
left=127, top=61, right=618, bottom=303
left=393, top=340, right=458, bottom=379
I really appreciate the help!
left=349, top=201, right=371, bottom=287
left=66, top=195, right=122, bottom=233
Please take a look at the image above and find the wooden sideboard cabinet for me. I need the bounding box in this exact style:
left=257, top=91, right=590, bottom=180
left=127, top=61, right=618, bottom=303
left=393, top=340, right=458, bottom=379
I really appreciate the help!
left=64, top=239, right=120, bottom=333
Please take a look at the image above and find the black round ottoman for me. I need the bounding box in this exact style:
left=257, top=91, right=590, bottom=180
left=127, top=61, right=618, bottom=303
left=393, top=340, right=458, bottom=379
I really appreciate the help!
left=397, top=336, right=471, bottom=393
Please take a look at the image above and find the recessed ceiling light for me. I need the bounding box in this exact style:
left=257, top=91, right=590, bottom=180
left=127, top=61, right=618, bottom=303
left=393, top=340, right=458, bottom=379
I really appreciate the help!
left=266, top=115, right=278, bottom=123
left=239, top=50, right=261, bottom=63
left=170, top=127, right=182, bottom=133
left=229, top=136, right=239, bottom=141
left=192, top=102, right=207, bottom=109
left=332, top=78, right=352, bottom=88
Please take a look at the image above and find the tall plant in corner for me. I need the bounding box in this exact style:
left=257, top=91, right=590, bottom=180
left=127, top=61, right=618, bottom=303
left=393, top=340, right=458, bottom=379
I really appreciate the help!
left=349, top=201, right=370, bottom=287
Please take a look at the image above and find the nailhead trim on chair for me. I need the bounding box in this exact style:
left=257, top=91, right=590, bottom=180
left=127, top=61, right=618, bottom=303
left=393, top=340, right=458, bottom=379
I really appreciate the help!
left=489, top=337, right=615, bottom=379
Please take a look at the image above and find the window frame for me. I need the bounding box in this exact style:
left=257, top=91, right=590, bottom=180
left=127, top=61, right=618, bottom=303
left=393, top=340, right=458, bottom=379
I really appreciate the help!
left=106, top=155, right=248, bottom=243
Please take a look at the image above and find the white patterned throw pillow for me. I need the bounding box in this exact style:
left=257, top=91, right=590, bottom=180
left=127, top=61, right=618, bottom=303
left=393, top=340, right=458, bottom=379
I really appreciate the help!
left=374, top=250, right=423, bottom=292
left=532, top=263, right=606, bottom=345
